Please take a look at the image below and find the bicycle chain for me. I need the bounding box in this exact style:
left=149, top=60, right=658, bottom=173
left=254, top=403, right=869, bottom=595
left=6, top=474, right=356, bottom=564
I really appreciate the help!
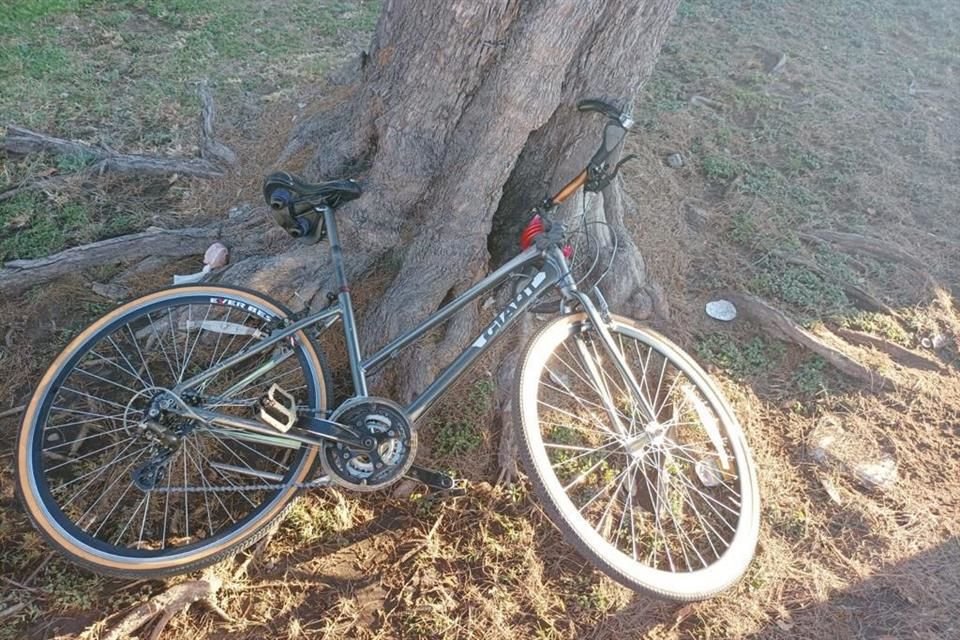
left=148, top=476, right=330, bottom=494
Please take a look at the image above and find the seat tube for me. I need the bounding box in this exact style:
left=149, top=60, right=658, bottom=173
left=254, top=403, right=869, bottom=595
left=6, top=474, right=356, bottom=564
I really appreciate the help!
left=322, top=206, right=368, bottom=396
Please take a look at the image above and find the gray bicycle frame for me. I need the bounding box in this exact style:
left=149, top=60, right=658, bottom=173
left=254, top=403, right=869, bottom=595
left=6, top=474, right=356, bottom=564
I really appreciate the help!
left=176, top=207, right=573, bottom=436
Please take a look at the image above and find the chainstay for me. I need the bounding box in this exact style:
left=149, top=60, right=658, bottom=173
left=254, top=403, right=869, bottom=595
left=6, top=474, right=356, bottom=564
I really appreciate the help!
left=148, top=476, right=331, bottom=493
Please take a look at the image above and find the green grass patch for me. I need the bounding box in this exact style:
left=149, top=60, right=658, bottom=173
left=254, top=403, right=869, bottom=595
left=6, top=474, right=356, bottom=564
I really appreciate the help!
left=793, top=356, right=827, bottom=394
left=838, top=311, right=912, bottom=345
left=431, top=377, right=493, bottom=456
left=750, top=259, right=850, bottom=318
left=696, top=333, right=784, bottom=378
left=700, top=153, right=743, bottom=181
left=0, top=193, right=93, bottom=261
left=1, top=1, right=381, bottom=141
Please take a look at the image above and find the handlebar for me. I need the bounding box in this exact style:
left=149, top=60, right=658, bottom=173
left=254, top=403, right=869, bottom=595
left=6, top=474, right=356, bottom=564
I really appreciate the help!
left=576, top=99, right=635, bottom=130
left=546, top=98, right=636, bottom=206
left=576, top=98, right=633, bottom=170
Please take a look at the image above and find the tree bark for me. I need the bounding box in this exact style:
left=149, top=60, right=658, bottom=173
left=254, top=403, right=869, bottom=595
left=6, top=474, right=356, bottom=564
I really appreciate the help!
left=223, top=0, right=680, bottom=404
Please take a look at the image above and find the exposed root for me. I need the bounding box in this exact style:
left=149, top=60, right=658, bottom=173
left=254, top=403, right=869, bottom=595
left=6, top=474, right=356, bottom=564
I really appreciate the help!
left=689, top=95, right=727, bottom=111
left=834, top=327, right=944, bottom=373
left=771, top=250, right=898, bottom=315
left=800, top=230, right=929, bottom=274
left=725, top=292, right=895, bottom=389
left=198, top=81, right=237, bottom=168
left=494, top=332, right=528, bottom=486
left=0, top=226, right=219, bottom=296
left=2, top=83, right=235, bottom=179
left=102, top=572, right=225, bottom=640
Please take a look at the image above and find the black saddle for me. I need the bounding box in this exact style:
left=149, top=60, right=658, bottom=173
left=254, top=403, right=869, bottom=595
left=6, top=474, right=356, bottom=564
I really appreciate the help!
left=262, top=171, right=362, bottom=243
left=263, top=171, right=362, bottom=212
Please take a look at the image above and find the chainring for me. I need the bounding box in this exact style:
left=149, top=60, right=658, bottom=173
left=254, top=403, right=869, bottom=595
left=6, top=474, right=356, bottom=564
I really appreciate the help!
left=320, top=397, right=417, bottom=492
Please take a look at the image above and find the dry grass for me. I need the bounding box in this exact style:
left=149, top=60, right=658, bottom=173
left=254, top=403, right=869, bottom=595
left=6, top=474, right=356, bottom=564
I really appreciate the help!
left=2, top=0, right=960, bottom=638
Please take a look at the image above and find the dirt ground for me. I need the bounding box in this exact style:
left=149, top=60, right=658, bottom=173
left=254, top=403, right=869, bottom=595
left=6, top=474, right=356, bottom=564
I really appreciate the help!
left=1, top=1, right=959, bottom=638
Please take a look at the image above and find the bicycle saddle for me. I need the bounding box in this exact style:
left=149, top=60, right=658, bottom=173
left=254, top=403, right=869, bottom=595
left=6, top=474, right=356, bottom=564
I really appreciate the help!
left=263, top=171, right=362, bottom=211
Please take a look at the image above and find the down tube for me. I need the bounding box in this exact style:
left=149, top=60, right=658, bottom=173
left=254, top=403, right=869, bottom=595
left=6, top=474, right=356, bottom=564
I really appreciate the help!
left=405, top=259, right=561, bottom=423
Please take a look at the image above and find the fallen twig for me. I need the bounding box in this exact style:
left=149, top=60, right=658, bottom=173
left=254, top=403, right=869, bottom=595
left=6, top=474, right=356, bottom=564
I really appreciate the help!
left=769, top=52, right=787, bottom=74
left=0, top=603, right=27, bottom=622
left=0, top=174, right=75, bottom=203
left=0, top=404, right=25, bottom=420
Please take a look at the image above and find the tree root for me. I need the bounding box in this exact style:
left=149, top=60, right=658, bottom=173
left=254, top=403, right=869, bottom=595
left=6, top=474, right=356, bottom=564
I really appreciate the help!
left=800, top=230, right=928, bottom=274
left=102, top=572, right=226, bottom=640
left=2, top=83, right=235, bottom=179
left=0, top=226, right=219, bottom=296
left=724, top=292, right=895, bottom=389
left=770, top=250, right=897, bottom=316
left=834, top=327, right=944, bottom=373
left=495, top=344, right=525, bottom=486
left=0, top=202, right=270, bottom=296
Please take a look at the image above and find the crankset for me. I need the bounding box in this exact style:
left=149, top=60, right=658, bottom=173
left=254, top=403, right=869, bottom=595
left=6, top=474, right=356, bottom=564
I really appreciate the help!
left=320, top=397, right=418, bottom=492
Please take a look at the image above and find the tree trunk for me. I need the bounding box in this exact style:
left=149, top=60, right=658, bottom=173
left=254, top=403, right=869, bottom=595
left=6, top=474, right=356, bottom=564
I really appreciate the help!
left=222, top=0, right=680, bottom=405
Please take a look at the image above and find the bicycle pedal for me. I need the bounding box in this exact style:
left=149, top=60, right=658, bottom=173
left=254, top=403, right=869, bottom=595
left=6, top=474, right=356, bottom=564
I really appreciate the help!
left=259, top=383, right=297, bottom=433
left=405, top=465, right=458, bottom=492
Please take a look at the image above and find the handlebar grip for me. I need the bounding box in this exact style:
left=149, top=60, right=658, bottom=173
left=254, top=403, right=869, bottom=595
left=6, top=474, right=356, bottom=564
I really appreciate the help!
left=577, top=98, right=622, bottom=121
left=577, top=98, right=634, bottom=131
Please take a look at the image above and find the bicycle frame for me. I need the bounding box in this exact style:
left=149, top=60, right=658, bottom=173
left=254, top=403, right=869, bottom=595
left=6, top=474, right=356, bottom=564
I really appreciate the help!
left=174, top=206, right=581, bottom=447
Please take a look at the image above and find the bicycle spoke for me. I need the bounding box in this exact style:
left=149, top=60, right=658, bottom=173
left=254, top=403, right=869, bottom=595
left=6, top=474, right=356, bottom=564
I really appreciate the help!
left=26, top=291, right=324, bottom=569
left=524, top=317, right=754, bottom=588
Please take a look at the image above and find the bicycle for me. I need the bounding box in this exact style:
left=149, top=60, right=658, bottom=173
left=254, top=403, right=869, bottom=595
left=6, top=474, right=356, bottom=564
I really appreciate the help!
left=14, top=99, right=759, bottom=601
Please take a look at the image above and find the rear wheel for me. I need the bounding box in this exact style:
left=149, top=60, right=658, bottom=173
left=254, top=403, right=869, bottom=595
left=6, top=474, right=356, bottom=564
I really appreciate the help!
left=515, top=313, right=759, bottom=600
left=15, top=285, right=330, bottom=578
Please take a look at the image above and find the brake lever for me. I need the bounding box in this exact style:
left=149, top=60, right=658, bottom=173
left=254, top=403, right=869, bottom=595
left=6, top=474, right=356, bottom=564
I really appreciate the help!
left=585, top=154, right=639, bottom=193
left=613, top=153, right=639, bottom=173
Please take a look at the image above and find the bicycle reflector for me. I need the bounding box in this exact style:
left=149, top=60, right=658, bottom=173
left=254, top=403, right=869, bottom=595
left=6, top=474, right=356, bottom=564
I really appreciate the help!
left=519, top=215, right=543, bottom=249
left=520, top=215, right=574, bottom=259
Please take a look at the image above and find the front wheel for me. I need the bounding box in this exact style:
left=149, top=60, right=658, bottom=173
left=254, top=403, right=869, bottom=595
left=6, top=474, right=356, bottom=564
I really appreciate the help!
left=515, top=313, right=759, bottom=600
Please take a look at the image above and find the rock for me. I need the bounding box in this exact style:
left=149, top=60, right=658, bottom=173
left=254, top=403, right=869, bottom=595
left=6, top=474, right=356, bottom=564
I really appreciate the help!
left=683, top=204, right=709, bottom=231
left=666, top=152, right=685, bottom=168
left=854, top=458, right=898, bottom=491
left=705, top=299, right=737, bottom=321
left=204, top=242, right=229, bottom=268
left=808, top=415, right=898, bottom=492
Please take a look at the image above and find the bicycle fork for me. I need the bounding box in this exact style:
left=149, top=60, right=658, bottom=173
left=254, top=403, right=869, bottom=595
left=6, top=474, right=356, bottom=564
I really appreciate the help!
left=575, top=293, right=657, bottom=414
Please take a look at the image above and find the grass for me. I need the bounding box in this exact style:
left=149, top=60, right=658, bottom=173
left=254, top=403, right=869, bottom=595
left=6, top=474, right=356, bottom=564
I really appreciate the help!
left=0, top=0, right=381, bottom=261
left=696, top=333, right=784, bottom=378
left=0, top=0, right=380, bottom=136
left=430, top=377, right=493, bottom=457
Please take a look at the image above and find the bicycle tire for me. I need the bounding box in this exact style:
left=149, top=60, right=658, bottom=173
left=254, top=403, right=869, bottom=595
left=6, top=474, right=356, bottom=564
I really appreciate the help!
left=15, top=284, right=332, bottom=579
left=515, top=313, right=759, bottom=600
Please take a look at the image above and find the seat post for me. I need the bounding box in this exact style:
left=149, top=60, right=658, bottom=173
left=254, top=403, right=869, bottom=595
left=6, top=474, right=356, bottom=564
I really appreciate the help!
left=321, top=206, right=369, bottom=396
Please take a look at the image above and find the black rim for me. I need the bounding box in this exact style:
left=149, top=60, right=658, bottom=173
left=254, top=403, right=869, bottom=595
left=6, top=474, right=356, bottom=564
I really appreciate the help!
left=28, top=290, right=320, bottom=560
